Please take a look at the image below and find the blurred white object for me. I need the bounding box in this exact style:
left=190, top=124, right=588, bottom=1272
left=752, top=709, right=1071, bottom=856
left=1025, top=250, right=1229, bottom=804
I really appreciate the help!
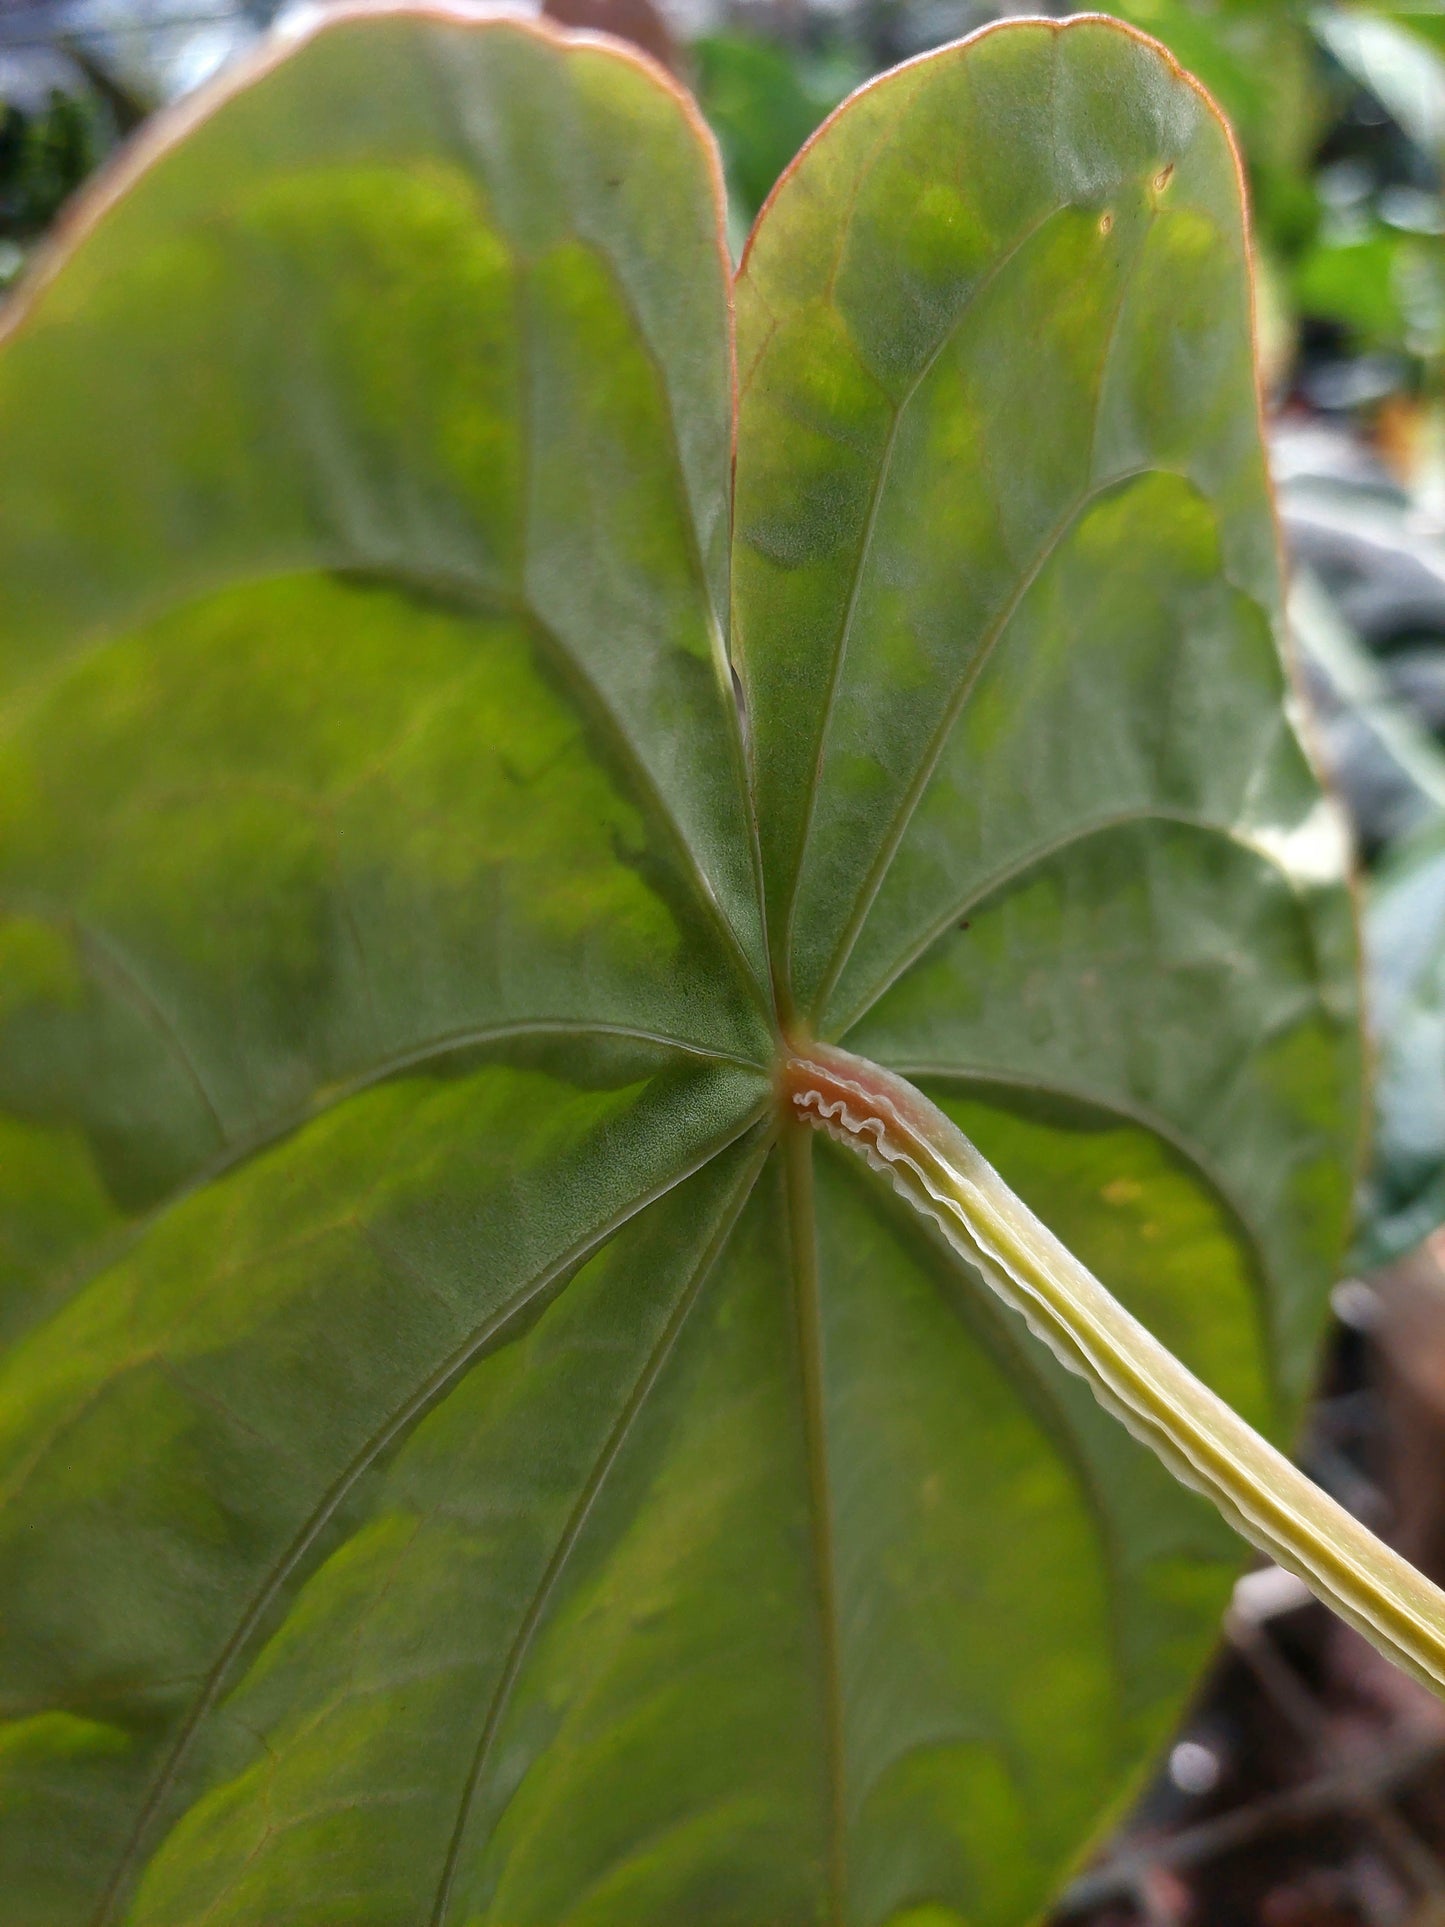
left=1168, top=1740, right=1222, bottom=1796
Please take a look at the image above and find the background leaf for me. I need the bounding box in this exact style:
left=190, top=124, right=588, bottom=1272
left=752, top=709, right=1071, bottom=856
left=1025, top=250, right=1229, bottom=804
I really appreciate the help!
left=692, top=31, right=862, bottom=233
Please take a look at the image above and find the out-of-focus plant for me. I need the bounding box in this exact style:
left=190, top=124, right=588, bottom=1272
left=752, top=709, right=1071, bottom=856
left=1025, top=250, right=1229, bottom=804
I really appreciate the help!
left=1362, top=810, right=1445, bottom=1261
left=0, top=88, right=103, bottom=282
left=1289, top=6, right=1445, bottom=407
left=0, top=2, right=158, bottom=291
left=692, top=28, right=863, bottom=233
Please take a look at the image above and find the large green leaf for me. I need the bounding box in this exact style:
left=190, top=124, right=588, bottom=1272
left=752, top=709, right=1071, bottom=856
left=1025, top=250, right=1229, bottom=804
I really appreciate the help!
left=0, top=11, right=1361, bottom=1925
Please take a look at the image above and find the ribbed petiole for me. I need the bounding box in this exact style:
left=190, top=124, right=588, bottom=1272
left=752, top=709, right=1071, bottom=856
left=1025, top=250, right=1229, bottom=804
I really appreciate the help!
left=785, top=1039, right=1445, bottom=1696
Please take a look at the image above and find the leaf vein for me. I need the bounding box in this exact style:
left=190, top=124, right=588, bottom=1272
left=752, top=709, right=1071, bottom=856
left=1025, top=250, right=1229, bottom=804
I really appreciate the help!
left=810, top=213, right=1161, bottom=1026
left=427, top=1134, right=769, bottom=1925
left=87, top=1097, right=772, bottom=1927
left=832, top=804, right=1281, bottom=1037
left=777, top=199, right=1069, bottom=1001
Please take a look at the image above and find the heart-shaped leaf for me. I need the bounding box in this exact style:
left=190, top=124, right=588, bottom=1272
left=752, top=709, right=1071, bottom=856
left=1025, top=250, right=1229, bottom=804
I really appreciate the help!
left=0, top=11, right=1361, bottom=1924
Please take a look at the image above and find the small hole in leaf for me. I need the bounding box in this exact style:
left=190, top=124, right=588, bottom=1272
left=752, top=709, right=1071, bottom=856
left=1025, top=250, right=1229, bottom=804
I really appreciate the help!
left=1154, top=162, right=1174, bottom=192
left=1098, top=210, right=1113, bottom=235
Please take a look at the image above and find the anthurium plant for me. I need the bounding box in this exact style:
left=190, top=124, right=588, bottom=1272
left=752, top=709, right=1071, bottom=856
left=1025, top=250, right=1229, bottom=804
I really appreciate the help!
left=0, top=7, right=1438, bottom=1923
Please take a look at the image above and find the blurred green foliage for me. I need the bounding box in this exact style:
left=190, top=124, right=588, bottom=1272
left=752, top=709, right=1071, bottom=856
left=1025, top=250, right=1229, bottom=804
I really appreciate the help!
left=0, top=90, right=102, bottom=241
left=692, top=30, right=863, bottom=232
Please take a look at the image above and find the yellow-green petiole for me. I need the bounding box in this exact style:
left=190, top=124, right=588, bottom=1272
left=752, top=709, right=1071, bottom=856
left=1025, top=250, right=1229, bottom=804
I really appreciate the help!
left=786, top=1040, right=1445, bottom=1696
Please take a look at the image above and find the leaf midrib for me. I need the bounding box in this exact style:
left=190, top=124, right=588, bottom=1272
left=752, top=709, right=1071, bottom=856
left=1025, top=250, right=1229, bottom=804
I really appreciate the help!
left=783, top=1123, right=847, bottom=1927
left=826, top=1133, right=1138, bottom=1735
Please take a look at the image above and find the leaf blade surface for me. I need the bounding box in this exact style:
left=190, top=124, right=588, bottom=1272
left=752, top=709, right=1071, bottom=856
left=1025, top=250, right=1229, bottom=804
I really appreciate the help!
left=0, top=14, right=1368, bottom=1927
left=0, top=17, right=774, bottom=1922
